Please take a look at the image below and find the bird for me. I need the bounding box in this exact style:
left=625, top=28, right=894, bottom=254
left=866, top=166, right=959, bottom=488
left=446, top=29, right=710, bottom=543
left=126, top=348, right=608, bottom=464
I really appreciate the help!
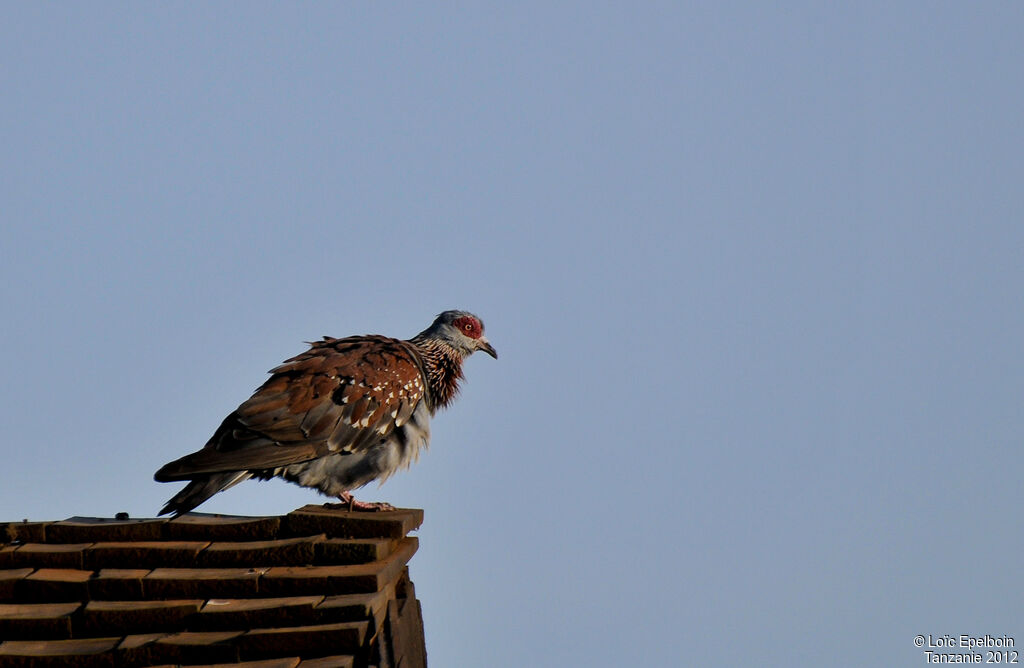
left=154, top=310, right=496, bottom=516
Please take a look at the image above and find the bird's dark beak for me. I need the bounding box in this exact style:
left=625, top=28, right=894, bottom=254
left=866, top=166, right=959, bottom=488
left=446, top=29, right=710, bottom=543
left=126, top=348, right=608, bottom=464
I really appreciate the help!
left=478, top=337, right=497, bottom=359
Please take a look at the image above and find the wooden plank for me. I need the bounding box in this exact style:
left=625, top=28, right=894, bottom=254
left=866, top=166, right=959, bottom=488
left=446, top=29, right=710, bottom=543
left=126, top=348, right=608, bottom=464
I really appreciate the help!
left=9, top=543, right=92, bottom=570
left=150, top=630, right=244, bottom=665
left=117, top=632, right=167, bottom=649
left=236, top=621, right=368, bottom=660
left=296, top=656, right=355, bottom=668
left=84, top=540, right=209, bottom=569
left=393, top=567, right=415, bottom=600
left=0, top=546, right=18, bottom=568
left=196, top=595, right=324, bottom=631
left=19, top=568, right=92, bottom=602
left=1, top=521, right=50, bottom=544
left=0, top=602, right=79, bottom=640
left=0, top=568, right=35, bottom=600
left=284, top=506, right=422, bottom=541
left=0, top=636, right=119, bottom=656
left=48, top=517, right=165, bottom=543
left=144, top=567, right=267, bottom=599
left=187, top=659, right=302, bottom=668
left=114, top=633, right=169, bottom=668
left=261, top=538, right=417, bottom=597
left=89, top=569, right=150, bottom=600
left=165, top=514, right=282, bottom=541
left=314, top=538, right=395, bottom=565
left=386, top=594, right=427, bottom=668
left=0, top=602, right=80, bottom=620
left=360, top=576, right=401, bottom=652
left=79, top=599, right=203, bottom=636
left=314, top=588, right=391, bottom=625
left=198, top=535, right=324, bottom=568
left=238, top=659, right=302, bottom=668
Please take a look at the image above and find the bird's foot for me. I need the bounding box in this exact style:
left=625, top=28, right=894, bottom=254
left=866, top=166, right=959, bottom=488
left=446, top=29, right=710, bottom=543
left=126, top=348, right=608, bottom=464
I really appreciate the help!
left=338, top=491, right=396, bottom=512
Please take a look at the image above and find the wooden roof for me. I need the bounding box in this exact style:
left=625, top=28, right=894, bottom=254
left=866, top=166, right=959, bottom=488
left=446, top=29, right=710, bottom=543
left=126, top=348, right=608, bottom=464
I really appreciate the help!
left=0, top=505, right=427, bottom=667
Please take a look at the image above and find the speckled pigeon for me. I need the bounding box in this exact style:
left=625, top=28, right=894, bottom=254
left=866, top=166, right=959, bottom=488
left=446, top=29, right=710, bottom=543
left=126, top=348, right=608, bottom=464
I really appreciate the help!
left=155, top=310, right=496, bottom=516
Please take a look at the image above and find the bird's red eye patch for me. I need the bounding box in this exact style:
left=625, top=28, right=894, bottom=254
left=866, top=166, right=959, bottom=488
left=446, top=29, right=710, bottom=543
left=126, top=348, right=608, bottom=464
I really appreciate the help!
left=453, top=316, right=482, bottom=339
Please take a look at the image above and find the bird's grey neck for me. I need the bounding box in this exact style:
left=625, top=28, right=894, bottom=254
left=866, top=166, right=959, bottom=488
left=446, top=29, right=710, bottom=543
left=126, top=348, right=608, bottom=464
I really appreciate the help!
left=408, top=335, right=464, bottom=411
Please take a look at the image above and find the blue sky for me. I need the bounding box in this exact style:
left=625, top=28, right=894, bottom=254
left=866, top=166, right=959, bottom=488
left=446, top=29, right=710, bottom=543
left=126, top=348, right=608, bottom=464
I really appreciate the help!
left=2, top=3, right=1022, bottom=666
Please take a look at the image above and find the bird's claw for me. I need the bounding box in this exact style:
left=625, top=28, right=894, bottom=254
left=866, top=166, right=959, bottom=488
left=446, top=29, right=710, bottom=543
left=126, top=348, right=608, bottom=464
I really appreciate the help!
left=337, top=492, right=396, bottom=512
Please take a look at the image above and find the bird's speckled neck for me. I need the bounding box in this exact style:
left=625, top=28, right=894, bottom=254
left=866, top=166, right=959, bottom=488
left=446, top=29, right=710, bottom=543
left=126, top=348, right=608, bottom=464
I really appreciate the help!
left=409, top=337, right=464, bottom=411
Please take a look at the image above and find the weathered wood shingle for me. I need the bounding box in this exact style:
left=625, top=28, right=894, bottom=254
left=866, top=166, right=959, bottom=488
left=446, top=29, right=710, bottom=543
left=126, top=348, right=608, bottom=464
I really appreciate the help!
left=0, top=506, right=426, bottom=667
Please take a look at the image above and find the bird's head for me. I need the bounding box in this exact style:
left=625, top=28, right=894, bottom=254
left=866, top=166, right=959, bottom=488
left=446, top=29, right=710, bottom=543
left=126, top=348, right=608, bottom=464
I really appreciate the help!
left=421, top=310, right=497, bottom=359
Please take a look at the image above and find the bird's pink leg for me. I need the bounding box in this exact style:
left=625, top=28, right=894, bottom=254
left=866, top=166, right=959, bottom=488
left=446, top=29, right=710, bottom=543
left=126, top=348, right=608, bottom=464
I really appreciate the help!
left=338, top=491, right=395, bottom=512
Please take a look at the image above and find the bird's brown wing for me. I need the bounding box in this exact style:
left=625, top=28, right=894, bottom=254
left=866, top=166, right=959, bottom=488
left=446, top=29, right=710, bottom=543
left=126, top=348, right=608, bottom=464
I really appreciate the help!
left=154, top=335, right=428, bottom=481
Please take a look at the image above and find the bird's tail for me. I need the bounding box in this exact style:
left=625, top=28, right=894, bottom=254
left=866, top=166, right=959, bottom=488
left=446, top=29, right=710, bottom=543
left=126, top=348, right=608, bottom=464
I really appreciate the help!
left=157, top=471, right=252, bottom=517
